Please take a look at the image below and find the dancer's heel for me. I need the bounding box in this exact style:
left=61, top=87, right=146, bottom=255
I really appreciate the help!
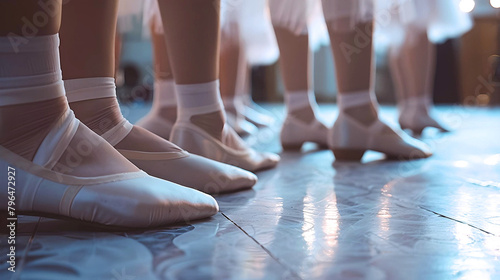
left=329, top=113, right=432, bottom=162
left=280, top=117, right=329, bottom=151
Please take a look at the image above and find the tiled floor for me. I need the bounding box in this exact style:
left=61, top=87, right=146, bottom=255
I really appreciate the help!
left=1, top=104, right=499, bottom=280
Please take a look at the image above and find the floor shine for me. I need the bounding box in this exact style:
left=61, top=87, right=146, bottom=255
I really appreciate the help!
left=1, top=105, right=499, bottom=280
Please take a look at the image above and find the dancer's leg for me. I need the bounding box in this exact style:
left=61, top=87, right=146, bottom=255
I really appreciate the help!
left=238, top=64, right=276, bottom=127
left=0, top=0, right=63, bottom=160
left=157, top=0, right=279, bottom=171
left=136, top=16, right=177, bottom=140
left=220, top=22, right=241, bottom=107
left=388, top=44, right=409, bottom=106
left=60, top=0, right=177, bottom=152
left=389, top=26, right=448, bottom=133
left=219, top=21, right=258, bottom=136
left=327, top=20, right=378, bottom=126
left=0, top=0, right=218, bottom=226
left=322, top=0, right=431, bottom=160
left=60, top=0, right=257, bottom=192
left=0, top=0, right=136, bottom=175
left=274, top=27, right=315, bottom=123
left=158, top=0, right=224, bottom=140
left=273, top=26, right=329, bottom=149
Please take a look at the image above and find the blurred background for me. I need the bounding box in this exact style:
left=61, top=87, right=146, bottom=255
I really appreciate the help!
left=115, top=0, right=500, bottom=107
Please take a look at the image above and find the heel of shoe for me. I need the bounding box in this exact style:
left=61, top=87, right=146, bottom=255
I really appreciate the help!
left=332, top=148, right=366, bottom=162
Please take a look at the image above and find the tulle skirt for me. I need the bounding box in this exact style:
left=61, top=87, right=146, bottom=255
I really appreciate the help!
left=375, top=0, right=473, bottom=48
left=222, top=0, right=280, bottom=65
left=268, top=0, right=330, bottom=51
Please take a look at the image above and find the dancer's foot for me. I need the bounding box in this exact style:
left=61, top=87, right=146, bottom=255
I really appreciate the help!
left=240, top=93, right=275, bottom=127
left=0, top=103, right=218, bottom=227
left=171, top=122, right=280, bottom=171
left=136, top=79, right=177, bottom=140
left=330, top=91, right=432, bottom=161
left=66, top=78, right=257, bottom=194
left=281, top=114, right=328, bottom=150
left=170, top=80, right=279, bottom=172
left=0, top=34, right=218, bottom=227
left=226, top=110, right=259, bottom=136
left=399, top=97, right=449, bottom=135
left=224, top=98, right=258, bottom=136
left=281, top=90, right=329, bottom=150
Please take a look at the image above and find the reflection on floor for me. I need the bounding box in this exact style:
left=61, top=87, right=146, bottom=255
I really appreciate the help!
left=1, top=105, right=500, bottom=280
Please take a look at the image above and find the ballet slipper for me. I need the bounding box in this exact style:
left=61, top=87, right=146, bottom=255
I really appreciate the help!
left=280, top=116, right=328, bottom=150
left=102, top=119, right=258, bottom=194
left=399, top=106, right=449, bottom=135
left=226, top=111, right=259, bottom=136
left=136, top=112, right=175, bottom=140
left=0, top=110, right=218, bottom=228
left=136, top=79, right=177, bottom=140
left=329, top=111, right=432, bottom=161
left=170, top=121, right=280, bottom=172
left=241, top=105, right=275, bottom=127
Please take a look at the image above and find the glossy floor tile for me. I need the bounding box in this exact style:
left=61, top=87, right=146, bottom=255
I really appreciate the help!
left=1, top=105, right=499, bottom=280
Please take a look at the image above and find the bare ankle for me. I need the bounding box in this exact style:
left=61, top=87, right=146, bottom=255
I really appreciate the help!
left=0, top=97, right=67, bottom=161
left=69, top=97, right=123, bottom=135
left=289, top=106, right=316, bottom=124
left=344, top=103, right=378, bottom=126
left=190, top=111, right=225, bottom=140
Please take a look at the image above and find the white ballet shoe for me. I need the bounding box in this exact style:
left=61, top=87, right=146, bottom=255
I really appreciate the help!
left=241, top=104, right=275, bottom=128
left=102, top=119, right=258, bottom=194
left=280, top=116, right=329, bottom=150
left=329, top=112, right=432, bottom=161
left=399, top=107, right=449, bottom=135
left=136, top=113, right=174, bottom=140
left=226, top=111, right=259, bottom=136
left=0, top=110, right=218, bottom=228
left=170, top=121, right=280, bottom=172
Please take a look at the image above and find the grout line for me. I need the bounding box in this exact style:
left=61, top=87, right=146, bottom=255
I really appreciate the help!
left=419, top=206, right=499, bottom=237
left=220, top=212, right=303, bottom=280
left=11, top=217, right=41, bottom=280
left=383, top=190, right=499, bottom=237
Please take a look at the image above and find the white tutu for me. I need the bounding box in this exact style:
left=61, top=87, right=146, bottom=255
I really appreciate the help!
left=117, top=0, right=144, bottom=34
left=268, top=0, right=329, bottom=51
left=235, top=0, right=280, bottom=65
left=375, top=0, right=473, bottom=47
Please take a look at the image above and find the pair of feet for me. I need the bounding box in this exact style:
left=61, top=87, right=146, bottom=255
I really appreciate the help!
left=1, top=96, right=280, bottom=228
left=137, top=106, right=280, bottom=172
left=279, top=104, right=446, bottom=161
left=139, top=95, right=276, bottom=138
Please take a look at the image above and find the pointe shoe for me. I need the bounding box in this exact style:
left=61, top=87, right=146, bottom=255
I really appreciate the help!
left=103, top=120, right=257, bottom=194
left=280, top=116, right=329, bottom=150
left=136, top=114, right=174, bottom=140
left=399, top=109, right=449, bottom=135
left=226, top=111, right=259, bottom=137
left=241, top=104, right=275, bottom=128
left=170, top=121, right=280, bottom=172
left=329, top=112, right=432, bottom=161
left=0, top=111, right=218, bottom=228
